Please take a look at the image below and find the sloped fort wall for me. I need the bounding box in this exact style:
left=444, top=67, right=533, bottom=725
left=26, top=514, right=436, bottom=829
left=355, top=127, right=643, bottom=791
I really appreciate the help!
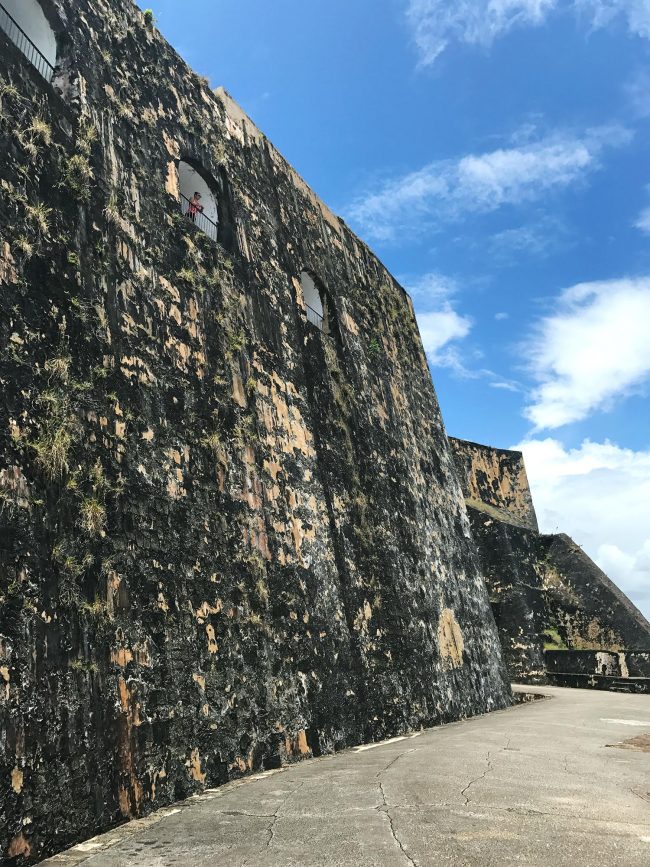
left=449, top=438, right=650, bottom=684
left=449, top=439, right=546, bottom=682
left=0, top=1, right=510, bottom=861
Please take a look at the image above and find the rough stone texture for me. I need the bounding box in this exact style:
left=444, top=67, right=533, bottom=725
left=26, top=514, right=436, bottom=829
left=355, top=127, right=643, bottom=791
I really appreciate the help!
left=0, top=2, right=511, bottom=862
left=37, top=685, right=650, bottom=867
left=449, top=438, right=650, bottom=684
left=545, top=650, right=650, bottom=693
left=540, top=534, right=650, bottom=651
left=464, top=507, right=546, bottom=683
left=449, top=438, right=538, bottom=532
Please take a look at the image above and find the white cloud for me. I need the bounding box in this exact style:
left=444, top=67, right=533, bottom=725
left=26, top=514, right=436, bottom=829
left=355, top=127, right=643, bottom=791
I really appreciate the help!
left=577, top=0, right=650, bottom=39
left=407, top=1, right=650, bottom=66
left=345, top=126, right=629, bottom=241
left=415, top=306, right=473, bottom=366
left=512, top=437, right=650, bottom=619
left=407, top=273, right=520, bottom=385
left=495, top=311, right=510, bottom=320
left=490, top=379, right=520, bottom=391
left=402, top=271, right=457, bottom=301
left=401, top=272, right=473, bottom=368
left=523, top=277, right=650, bottom=429
left=406, top=0, right=557, bottom=67
left=634, top=206, right=650, bottom=234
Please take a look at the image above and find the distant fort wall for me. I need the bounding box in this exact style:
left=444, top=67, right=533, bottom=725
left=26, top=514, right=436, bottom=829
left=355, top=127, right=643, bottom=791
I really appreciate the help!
left=449, top=438, right=650, bottom=685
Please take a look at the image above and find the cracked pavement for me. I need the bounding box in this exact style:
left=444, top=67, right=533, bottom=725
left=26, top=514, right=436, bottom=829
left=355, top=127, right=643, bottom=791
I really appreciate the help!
left=41, top=686, right=650, bottom=866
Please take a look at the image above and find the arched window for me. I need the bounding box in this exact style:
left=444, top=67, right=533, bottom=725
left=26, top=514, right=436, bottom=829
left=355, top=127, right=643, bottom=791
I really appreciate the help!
left=0, top=0, right=57, bottom=81
left=178, top=159, right=219, bottom=242
left=301, top=272, right=324, bottom=331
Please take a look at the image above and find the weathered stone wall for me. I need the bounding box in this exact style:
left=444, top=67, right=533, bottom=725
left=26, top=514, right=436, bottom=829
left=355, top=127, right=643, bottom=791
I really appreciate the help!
left=0, top=1, right=511, bottom=861
left=451, top=438, right=650, bottom=684
left=540, top=534, right=650, bottom=652
left=449, top=438, right=538, bottom=532
left=465, top=507, right=546, bottom=683
left=545, top=650, right=650, bottom=693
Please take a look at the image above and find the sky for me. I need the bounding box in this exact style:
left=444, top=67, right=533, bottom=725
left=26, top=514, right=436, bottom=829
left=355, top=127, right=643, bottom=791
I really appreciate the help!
left=145, top=0, right=650, bottom=619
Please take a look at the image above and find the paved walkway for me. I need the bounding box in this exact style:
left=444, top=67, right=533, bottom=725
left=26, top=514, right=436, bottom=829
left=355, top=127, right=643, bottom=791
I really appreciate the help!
left=43, top=686, right=650, bottom=866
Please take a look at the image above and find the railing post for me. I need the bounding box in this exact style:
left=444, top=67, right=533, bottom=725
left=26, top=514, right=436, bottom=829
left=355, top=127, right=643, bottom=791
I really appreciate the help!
left=305, top=304, right=324, bottom=331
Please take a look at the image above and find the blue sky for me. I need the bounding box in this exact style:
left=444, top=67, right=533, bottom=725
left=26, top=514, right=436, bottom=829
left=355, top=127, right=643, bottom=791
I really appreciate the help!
left=145, top=0, right=650, bottom=618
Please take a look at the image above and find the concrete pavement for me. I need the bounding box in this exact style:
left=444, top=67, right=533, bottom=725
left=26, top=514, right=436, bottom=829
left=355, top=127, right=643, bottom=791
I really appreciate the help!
left=41, top=686, right=650, bottom=866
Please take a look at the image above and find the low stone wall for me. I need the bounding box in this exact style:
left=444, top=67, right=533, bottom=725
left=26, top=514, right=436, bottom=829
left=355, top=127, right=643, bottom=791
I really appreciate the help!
left=545, top=650, right=650, bottom=693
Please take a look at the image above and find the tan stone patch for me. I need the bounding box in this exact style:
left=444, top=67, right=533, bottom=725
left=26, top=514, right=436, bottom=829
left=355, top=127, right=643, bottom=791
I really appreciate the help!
left=11, top=766, right=23, bottom=794
left=159, top=275, right=181, bottom=303
left=163, top=130, right=181, bottom=158
left=0, top=241, right=18, bottom=285
left=232, top=371, right=247, bottom=407
left=438, top=608, right=465, bottom=668
left=229, top=754, right=253, bottom=774
left=340, top=310, right=359, bottom=335
left=189, top=748, right=206, bottom=784
left=8, top=833, right=30, bottom=858
left=105, top=572, right=122, bottom=621
left=111, top=647, right=134, bottom=667
left=206, top=624, right=218, bottom=654
left=118, top=786, right=130, bottom=817
left=375, top=403, right=389, bottom=427
left=195, top=600, right=222, bottom=623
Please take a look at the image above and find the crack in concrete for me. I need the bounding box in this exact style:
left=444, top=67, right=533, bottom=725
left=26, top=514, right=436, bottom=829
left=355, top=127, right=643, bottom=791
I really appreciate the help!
left=265, top=781, right=304, bottom=851
left=460, top=751, right=492, bottom=806
left=374, top=748, right=419, bottom=867
left=380, top=747, right=417, bottom=777
left=378, top=780, right=419, bottom=867
left=239, top=781, right=304, bottom=867
left=459, top=738, right=512, bottom=806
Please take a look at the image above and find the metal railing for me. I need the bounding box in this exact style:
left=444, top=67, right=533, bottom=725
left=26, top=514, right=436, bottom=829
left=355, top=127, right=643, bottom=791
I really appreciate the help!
left=180, top=193, right=218, bottom=242
left=0, top=2, right=55, bottom=81
left=305, top=303, right=324, bottom=331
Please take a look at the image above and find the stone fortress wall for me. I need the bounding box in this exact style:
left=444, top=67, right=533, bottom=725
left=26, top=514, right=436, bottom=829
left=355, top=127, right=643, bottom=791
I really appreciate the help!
left=449, top=438, right=650, bottom=687
left=0, top=1, right=511, bottom=861
left=450, top=437, right=538, bottom=532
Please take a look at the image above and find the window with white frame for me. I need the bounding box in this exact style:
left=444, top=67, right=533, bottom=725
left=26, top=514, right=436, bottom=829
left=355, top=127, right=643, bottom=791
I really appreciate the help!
left=178, top=160, right=219, bottom=242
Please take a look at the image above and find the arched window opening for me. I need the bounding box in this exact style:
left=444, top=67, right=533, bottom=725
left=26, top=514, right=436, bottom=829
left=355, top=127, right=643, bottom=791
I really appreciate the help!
left=178, top=159, right=219, bottom=242
left=301, top=272, right=324, bottom=332
left=0, top=0, right=58, bottom=81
